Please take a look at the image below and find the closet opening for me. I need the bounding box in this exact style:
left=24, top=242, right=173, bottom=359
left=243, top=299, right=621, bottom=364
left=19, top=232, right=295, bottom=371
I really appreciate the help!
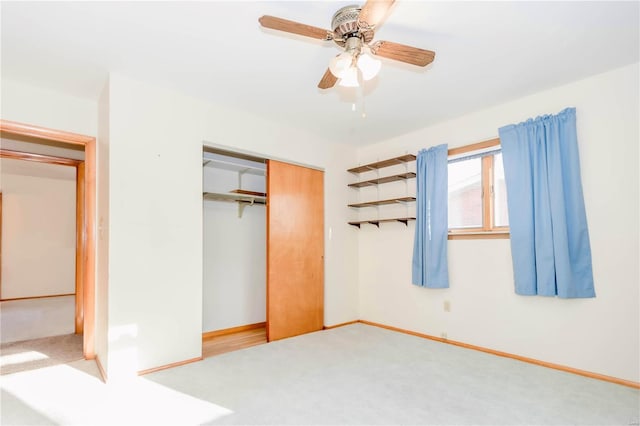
left=202, top=144, right=325, bottom=358
left=202, top=146, right=268, bottom=357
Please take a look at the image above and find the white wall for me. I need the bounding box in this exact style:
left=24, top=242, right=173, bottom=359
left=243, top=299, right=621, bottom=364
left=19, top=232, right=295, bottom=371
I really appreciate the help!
left=95, top=79, right=111, bottom=372
left=202, top=165, right=266, bottom=331
left=1, top=79, right=97, bottom=136
left=105, top=74, right=207, bottom=378
left=1, top=159, right=76, bottom=298
left=356, top=63, right=640, bottom=382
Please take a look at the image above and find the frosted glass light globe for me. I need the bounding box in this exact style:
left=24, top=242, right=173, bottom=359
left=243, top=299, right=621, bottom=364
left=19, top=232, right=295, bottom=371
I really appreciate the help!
left=357, top=53, right=381, bottom=81
left=329, top=52, right=353, bottom=78
left=338, top=66, right=359, bottom=87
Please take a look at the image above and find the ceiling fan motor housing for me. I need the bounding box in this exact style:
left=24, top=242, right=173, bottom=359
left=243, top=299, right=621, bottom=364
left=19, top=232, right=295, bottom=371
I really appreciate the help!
left=331, top=5, right=374, bottom=47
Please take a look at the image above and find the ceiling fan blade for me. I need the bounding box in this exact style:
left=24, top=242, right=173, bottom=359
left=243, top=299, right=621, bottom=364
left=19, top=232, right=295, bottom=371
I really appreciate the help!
left=259, top=15, right=332, bottom=40
left=371, top=41, right=435, bottom=67
left=318, top=68, right=338, bottom=89
left=358, top=0, right=396, bottom=29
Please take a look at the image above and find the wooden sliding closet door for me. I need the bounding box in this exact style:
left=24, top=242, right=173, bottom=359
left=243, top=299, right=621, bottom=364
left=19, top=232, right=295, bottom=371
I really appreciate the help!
left=267, top=160, right=324, bottom=341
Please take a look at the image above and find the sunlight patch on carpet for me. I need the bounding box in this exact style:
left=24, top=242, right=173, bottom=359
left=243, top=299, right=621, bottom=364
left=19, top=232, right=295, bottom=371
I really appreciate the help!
left=1, top=350, right=49, bottom=367
left=1, top=364, right=233, bottom=425
left=1, top=334, right=83, bottom=375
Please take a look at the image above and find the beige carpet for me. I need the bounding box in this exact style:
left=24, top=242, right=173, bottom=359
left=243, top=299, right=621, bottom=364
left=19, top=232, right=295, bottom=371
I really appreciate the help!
left=0, top=333, right=83, bottom=375
left=1, top=325, right=638, bottom=425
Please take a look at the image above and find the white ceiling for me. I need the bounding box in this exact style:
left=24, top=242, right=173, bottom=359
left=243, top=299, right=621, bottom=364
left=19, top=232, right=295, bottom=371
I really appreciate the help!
left=1, top=1, right=638, bottom=146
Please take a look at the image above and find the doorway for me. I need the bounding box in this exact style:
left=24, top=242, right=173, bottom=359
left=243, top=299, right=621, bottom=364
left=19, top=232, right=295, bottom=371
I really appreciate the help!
left=1, top=151, right=80, bottom=346
left=0, top=120, right=96, bottom=362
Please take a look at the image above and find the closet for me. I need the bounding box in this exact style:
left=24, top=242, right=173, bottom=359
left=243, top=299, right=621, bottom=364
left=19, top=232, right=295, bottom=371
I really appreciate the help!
left=202, top=147, right=324, bottom=349
left=202, top=149, right=267, bottom=337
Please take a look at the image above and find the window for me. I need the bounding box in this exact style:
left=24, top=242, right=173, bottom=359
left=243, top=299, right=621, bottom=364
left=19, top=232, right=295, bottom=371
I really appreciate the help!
left=447, top=139, right=509, bottom=239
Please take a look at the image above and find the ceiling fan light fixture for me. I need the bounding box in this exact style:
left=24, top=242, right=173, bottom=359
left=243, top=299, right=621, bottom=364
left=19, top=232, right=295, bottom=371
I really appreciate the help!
left=338, top=66, right=359, bottom=87
left=357, top=52, right=381, bottom=80
left=259, top=1, right=436, bottom=91
left=329, top=51, right=354, bottom=78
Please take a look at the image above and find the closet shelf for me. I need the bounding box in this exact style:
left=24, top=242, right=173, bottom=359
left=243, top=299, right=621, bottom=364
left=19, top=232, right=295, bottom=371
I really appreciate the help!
left=349, top=217, right=416, bottom=228
left=203, top=192, right=266, bottom=205
left=348, top=154, right=416, bottom=174
left=202, top=158, right=266, bottom=176
left=230, top=189, right=267, bottom=197
left=348, top=172, right=416, bottom=188
left=348, top=196, right=416, bottom=208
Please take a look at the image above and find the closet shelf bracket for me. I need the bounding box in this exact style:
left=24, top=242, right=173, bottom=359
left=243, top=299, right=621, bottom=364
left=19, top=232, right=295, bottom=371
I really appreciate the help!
left=237, top=198, right=254, bottom=218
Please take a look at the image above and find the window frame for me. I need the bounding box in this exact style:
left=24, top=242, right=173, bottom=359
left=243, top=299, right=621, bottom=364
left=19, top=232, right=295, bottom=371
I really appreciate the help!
left=447, top=138, right=510, bottom=240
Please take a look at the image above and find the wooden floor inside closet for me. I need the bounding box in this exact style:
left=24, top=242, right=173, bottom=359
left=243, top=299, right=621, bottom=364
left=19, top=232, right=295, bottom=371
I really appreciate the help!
left=202, top=326, right=267, bottom=359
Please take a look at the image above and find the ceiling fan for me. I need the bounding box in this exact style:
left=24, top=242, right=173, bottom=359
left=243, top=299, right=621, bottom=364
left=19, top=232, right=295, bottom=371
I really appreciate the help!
left=258, top=0, right=435, bottom=89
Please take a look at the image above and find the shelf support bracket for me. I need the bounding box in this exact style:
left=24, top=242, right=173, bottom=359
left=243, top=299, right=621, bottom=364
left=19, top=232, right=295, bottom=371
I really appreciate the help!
left=237, top=168, right=248, bottom=219
left=237, top=199, right=254, bottom=218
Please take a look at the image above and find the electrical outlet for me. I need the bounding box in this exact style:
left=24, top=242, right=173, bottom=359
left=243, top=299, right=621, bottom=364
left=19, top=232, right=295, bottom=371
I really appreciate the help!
left=441, top=332, right=448, bottom=340
left=444, top=300, right=451, bottom=312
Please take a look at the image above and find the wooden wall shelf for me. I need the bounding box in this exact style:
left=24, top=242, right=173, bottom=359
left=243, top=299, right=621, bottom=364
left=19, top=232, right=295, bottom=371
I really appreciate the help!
left=348, top=196, right=415, bottom=208
left=348, top=154, right=416, bottom=174
left=348, top=217, right=416, bottom=228
left=347, top=154, right=416, bottom=229
left=348, top=172, right=416, bottom=188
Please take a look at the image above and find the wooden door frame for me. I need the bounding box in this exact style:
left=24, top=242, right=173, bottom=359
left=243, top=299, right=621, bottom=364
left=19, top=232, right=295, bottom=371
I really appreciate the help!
left=0, top=119, right=96, bottom=359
